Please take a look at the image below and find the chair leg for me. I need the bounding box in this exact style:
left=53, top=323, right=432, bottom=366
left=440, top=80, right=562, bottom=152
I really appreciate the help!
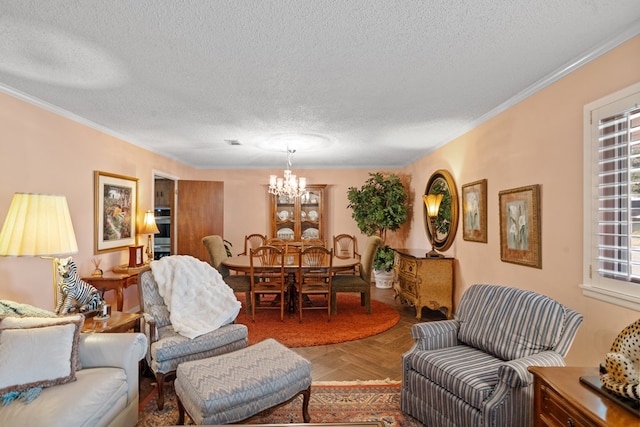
left=280, top=290, right=285, bottom=322
left=251, top=291, right=256, bottom=322
left=156, top=372, right=166, bottom=410
left=177, top=395, right=186, bottom=425
left=301, top=385, right=311, bottom=423
left=363, top=291, right=371, bottom=314
left=330, top=291, right=338, bottom=315
left=244, top=291, right=251, bottom=314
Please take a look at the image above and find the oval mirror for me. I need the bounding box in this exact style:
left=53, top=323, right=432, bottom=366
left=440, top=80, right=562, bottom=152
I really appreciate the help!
left=423, top=169, right=459, bottom=252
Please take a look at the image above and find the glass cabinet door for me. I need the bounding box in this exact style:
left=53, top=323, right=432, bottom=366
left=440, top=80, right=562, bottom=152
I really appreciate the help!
left=300, top=189, right=322, bottom=241
left=273, top=194, right=296, bottom=240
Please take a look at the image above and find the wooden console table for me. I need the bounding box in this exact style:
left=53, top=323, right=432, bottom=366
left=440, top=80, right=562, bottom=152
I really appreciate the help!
left=529, top=366, right=638, bottom=426
left=81, top=311, right=141, bottom=333
left=392, top=248, right=454, bottom=319
left=83, top=265, right=149, bottom=311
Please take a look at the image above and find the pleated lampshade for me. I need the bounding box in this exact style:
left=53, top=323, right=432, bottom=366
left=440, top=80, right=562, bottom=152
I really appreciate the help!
left=0, top=193, right=78, bottom=257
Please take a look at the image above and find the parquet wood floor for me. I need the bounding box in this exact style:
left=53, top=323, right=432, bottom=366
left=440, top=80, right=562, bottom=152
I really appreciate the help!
left=292, top=286, right=445, bottom=382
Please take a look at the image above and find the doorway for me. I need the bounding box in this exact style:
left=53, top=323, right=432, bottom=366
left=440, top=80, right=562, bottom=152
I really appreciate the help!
left=153, top=175, right=176, bottom=259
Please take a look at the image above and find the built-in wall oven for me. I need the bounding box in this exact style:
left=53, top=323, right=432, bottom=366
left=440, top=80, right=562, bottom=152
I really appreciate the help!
left=154, top=208, right=171, bottom=259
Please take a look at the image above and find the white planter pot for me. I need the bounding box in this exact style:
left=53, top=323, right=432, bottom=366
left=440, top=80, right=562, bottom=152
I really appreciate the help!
left=374, top=269, right=394, bottom=289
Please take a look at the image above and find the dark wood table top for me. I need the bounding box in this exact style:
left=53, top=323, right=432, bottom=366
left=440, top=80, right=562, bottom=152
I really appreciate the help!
left=222, top=255, right=359, bottom=273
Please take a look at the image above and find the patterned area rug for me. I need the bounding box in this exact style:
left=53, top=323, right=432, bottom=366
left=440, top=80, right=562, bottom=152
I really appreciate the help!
left=234, top=293, right=400, bottom=347
left=137, top=381, right=422, bottom=426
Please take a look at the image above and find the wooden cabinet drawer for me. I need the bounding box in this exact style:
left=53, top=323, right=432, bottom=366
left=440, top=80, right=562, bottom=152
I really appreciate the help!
left=397, top=255, right=418, bottom=279
left=397, top=276, right=416, bottom=297
left=540, top=384, right=599, bottom=427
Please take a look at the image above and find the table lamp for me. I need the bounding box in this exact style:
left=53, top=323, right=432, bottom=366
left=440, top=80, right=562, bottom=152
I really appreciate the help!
left=423, top=193, right=444, bottom=258
left=138, top=210, right=159, bottom=263
left=0, top=193, right=79, bottom=307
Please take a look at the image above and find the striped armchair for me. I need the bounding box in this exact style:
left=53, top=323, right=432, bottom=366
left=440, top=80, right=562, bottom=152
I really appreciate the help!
left=401, top=284, right=583, bottom=427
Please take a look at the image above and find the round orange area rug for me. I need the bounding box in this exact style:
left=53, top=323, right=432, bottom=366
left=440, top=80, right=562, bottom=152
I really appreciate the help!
left=234, top=293, right=400, bottom=347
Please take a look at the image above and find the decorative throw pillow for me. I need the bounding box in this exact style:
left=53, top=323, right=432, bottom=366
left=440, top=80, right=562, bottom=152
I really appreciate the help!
left=0, top=315, right=83, bottom=404
left=0, top=299, right=57, bottom=318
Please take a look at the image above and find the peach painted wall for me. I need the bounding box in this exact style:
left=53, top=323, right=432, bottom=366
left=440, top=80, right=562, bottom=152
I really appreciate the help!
left=402, top=35, right=640, bottom=366
left=0, top=92, right=196, bottom=311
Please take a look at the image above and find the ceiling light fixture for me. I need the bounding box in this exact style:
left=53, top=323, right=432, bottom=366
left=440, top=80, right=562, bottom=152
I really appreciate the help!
left=268, top=147, right=307, bottom=199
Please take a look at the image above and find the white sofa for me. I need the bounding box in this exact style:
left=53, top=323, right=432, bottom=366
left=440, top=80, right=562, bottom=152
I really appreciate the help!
left=0, top=332, right=147, bottom=427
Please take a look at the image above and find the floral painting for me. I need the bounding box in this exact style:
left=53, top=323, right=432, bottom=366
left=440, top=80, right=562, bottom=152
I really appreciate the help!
left=95, top=171, right=138, bottom=253
left=499, top=185, right=541, bottom=268
left=462, top=179, right=487, bottom=242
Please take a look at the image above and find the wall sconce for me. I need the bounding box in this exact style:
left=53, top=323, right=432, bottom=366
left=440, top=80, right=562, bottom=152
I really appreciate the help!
left=423, top=194, right=444, bottom=258
left=138, top=210, right=159, bottom=263
left=0, top=193, right=79, bottom=308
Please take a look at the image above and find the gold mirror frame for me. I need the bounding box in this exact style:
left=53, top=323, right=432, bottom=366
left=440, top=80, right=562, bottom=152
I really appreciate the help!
left=423, top=169, right=459, bottom=252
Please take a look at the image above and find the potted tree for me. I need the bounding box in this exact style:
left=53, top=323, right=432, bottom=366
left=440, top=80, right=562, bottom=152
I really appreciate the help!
left=347, top=172, right=408, bottom=288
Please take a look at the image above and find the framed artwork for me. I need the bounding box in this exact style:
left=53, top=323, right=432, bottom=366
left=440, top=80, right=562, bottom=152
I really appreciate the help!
left=462, top=179, right=487, bottom=243
left=94, top=171, right=138, bottom=253
left=499, top=184, right=541, bottom=268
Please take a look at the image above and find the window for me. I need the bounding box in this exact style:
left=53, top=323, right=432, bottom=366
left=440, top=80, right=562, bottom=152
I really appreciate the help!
left=583, top=82, right=640, bottom=311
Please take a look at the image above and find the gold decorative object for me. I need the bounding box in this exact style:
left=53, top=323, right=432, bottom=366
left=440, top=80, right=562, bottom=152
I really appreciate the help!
left=91, top=257, right=104, bottom=277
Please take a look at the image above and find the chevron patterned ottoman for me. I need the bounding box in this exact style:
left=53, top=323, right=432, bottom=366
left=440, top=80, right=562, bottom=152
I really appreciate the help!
left=175, top=338, right=312, bottom=425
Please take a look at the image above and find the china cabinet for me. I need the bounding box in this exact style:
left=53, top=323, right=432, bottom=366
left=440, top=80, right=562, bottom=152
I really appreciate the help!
left=270, top=185, right=326, bottom=242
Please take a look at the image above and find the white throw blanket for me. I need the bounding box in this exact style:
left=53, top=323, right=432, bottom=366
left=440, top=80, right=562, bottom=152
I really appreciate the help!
left=150, top=255, right=241, bottom=339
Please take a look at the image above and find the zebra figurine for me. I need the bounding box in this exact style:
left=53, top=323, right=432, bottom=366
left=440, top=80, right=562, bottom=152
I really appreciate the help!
left=55, top=257, right=103, bottom=315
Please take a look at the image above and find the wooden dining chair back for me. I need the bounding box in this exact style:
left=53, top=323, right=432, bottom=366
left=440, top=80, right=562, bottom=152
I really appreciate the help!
left=333, top=234, right=359, bottom=259
left=238, top=233, right=266, bottom=256
left=249, top=245, right=286, bottom=322
left=332, top=234, right=360, bottom=275
left=297, top=246, right=333, bottom=322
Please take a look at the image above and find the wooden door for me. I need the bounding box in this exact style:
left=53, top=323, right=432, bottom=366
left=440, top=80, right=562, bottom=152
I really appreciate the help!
left=176, top=180, right=223, bottom=262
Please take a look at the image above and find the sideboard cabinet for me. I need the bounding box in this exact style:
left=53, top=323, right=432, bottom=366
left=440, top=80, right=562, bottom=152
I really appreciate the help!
left=270, top=185, right=326, bottom=242
left=393, top=248, right=454, bottom=319
left=529, top=366, right=637, bottom=427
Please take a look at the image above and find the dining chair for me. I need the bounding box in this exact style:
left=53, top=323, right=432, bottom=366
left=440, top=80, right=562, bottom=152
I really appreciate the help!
left=250, top=245, right=287, bottom=322
left=332, top=234, right=360, bottom=275
left=333, top=234, right=359, bottom=259
left=296, top=246, right=333, bottom=322
left=238, top=233, right=266, bottom=256
left=202, top=235, right=252, bottom=313
left=331, top=235, right=382, bottom=315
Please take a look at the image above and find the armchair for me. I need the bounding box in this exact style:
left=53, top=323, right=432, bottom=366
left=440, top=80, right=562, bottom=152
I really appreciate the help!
left=202, top=235, right=252, bottom=313
left=330, top=235, right=382, bottom=315
left=401, top=284, right=583, bottom=427
left=138, top=269, right=248, bottom=410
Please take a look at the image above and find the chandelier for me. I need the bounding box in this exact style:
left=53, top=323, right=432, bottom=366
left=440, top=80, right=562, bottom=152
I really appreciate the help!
left=268, top=148, right=307, bottom=198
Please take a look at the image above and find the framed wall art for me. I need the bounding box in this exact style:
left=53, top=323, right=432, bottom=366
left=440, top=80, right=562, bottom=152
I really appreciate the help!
left=499, top=184, right=541, bottom=268
left=94, top=171, right=138, bottom=253
left=461, top=179, right=487, bottom=242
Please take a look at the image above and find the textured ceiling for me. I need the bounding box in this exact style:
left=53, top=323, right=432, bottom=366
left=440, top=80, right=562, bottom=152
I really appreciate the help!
left=1, top=1, right=639, bottom=169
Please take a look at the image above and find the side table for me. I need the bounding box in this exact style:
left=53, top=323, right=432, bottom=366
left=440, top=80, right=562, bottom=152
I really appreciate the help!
left=529, top=366, right=638, bottom=426
left=82, top=311, right=142, bottom=333
left=83, top=265, right=149, bottom=311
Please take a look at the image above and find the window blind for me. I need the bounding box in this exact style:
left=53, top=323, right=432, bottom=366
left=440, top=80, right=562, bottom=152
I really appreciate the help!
left=598, top=107, right=640, bottom=282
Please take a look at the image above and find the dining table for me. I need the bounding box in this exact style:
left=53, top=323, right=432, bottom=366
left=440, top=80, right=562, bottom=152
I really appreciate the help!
left=221, top=255, right=360, bottom=313
left=221, top=255, right=360, bottom=274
